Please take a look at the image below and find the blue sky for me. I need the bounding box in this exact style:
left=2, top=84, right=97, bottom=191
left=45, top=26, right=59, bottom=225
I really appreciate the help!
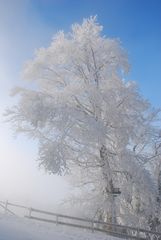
left=0, top=0, right=160, bottom=206
left=29, top=0, right=161, bottom=107
left=1, top=0, right=161, bottom=106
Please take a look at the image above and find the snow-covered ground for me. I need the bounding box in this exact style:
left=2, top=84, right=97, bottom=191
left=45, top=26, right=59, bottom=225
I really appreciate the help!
left=0, top=214, right=120, bottom=240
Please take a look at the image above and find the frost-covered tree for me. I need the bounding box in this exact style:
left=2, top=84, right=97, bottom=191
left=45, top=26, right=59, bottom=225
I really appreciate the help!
left=6, top=17, right=161, bottom=228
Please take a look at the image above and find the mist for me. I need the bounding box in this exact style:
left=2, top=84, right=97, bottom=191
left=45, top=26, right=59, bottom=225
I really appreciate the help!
left=0, top=128, right=70, bottom=211
left=0, top=0, right=71, bottom=214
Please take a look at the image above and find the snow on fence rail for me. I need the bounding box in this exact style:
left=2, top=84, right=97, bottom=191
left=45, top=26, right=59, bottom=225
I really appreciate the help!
left=1, top=200, right=161, bottom=240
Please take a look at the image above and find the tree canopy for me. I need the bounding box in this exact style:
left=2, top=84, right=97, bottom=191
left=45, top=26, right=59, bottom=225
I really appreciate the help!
left=6, top=17, right=161, bottom=228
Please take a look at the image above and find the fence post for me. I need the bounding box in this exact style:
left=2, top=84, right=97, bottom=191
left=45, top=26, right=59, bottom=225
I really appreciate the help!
left=56, top=215, right=59, bottom=225
left=4, top=200, right=8, bottom=214
left=136, top=228, right=140, bottom=239
left=28, top=208, right=32, bottom=218
left=91, top=220, right=94, bottom=233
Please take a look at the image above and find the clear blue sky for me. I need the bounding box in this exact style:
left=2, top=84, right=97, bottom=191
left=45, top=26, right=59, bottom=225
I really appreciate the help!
left=0, top=0, right=161, bottom=107
left=31, top=0, right=161, bottom=107
left=0, top=0, right=160, bottom=206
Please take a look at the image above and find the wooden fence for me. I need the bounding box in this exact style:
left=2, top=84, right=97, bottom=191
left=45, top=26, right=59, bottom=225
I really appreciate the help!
left=1, top=200, right=161, bottom=240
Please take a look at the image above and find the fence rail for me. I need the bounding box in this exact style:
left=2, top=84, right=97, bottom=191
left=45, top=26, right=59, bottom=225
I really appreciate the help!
left=1, top=200, right=161, bottom=240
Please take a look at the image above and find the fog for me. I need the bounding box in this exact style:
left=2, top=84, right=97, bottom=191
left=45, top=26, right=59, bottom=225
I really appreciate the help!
left=0, top=0, right=71, bottom=213
left=0, top=125, right=71, bottom=211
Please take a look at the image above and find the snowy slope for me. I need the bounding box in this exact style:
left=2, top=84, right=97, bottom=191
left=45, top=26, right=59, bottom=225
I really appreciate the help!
left=0, top=214, right=121, bottom=240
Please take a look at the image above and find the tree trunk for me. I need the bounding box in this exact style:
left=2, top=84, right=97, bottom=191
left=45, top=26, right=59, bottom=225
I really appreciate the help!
left=100, top=145, right=117, bottom=225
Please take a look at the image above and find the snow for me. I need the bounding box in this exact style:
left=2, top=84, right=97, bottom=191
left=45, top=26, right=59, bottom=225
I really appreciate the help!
left=6, top=16, right=161, bottom=228
left=0, top=214, right=120, bottom=240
